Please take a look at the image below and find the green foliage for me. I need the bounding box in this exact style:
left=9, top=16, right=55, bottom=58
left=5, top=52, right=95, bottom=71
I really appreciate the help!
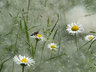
left=0, top=0, right=96, bottom=72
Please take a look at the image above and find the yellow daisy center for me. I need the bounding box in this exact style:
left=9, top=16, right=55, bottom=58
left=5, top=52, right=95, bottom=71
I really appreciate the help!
left=88, top=36, right=94, bottom=40
left=37, top=34, right=42, bottom=38
left=21, top=58, right=27, bottom=63
left=71, top=25, right=79, bottom=31
left=51, top=45, right=55, bottom=48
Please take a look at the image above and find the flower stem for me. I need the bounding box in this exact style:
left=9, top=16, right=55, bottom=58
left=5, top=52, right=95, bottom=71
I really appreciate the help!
left=50, top=50, right=53, bottom=58
left=22, top=65, right=25, bottom=72
left=31, top=43, right=34, bottom=58
left=40, top=51, right=43, bottom=62
left=74, top=33, right=78, bottom=50
left=12, top=62, right=14, bottom=72
left=40, top=42, right=46, bottom=62
left=34, top=39, right=38, bottom=56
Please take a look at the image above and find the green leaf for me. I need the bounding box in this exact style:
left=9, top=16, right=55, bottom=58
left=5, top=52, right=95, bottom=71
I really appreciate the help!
left=22, top=14, right=30, bottom=44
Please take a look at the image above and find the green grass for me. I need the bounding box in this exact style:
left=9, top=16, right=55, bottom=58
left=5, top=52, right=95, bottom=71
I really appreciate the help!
left=0, top=0, right=96, bottom=72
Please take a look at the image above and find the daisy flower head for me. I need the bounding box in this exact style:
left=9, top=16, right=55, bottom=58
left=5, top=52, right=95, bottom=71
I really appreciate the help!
left=66, top=23, right=84, bottom=35
left=85, top=35, right=96, bottom=41
left=30, top=31, right=45, bottom=41
left=48, top=43, right=58, bottom=51
left=13, top=55, right=35, bottom=66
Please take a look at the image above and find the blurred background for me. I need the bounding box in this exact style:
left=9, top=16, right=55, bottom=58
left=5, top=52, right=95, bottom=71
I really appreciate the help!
left=0, top=0, right=96, bottom=72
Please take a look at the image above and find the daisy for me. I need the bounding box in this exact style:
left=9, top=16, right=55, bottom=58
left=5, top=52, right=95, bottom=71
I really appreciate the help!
left=85, top=35, right=96, bottom=41
left=66, top=23, right=84, bottom=35
left=31, top=32, right=44, bottom=41
left=13, top=55, right=35, bottom=66
left=48, top=43, right=57, bottom=50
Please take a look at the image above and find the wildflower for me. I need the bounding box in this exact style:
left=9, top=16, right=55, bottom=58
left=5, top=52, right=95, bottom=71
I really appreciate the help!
left=85, top=35, right=96, bottom=41
left=66, top=23, right=84, bottom=35
left=31, top=31, right=44, bottom=41
left=13, top=55, right=35, bottom=66
left=48, top=43, right=57, bottom=50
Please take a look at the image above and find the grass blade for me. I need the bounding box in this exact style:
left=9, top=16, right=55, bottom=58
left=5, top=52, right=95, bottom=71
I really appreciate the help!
left=22, top=14, right=30, bottom=44
left=49, top=14, right=59, bottom=36
left=88, top=39, right=96, bottom=50
left=53, top=28, right=58, bottom=40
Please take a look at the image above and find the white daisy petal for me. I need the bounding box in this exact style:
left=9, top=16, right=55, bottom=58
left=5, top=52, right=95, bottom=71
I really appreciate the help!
left=13, top=56, right=20, bottom=65
left=31, top=33, right=45, bottom=41
left=13, top=55, right=35, bottom=67
left=48, top=43, right=58, bottom=50
left=66, top=23, right=84, bottom=35
left=85, top=35, right=96, bottom=41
